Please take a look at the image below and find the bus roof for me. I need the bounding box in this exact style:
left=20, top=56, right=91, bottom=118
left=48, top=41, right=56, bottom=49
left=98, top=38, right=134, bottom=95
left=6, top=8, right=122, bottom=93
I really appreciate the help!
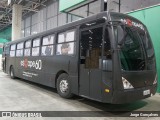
left=6, top=11, right=145, bottom=46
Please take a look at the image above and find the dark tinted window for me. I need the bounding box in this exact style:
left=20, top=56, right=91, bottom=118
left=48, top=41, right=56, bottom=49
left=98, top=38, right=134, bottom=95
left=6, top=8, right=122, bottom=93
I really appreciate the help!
left=24, top=40, right=31, bottom=56
left=139, top=31, right=155, bottom=70
left=56, top=30, right=76, bottom=55
left=16, top=42, right=24, bottom=57
left=80, top=27, right=103, bottom=69
left=10, top=44, right=16, bottom=57
left=32, top=38, right=40, bottom=56
left=41, top=35, right=54, bottom=56
left=120, top=27, right=146, bottom=71
left=104, top=28, right=112, bottom=59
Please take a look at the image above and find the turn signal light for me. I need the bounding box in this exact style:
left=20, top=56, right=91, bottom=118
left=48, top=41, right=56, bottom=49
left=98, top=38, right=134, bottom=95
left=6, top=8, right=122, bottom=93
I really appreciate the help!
left=105, top=89, right=110, bottom=93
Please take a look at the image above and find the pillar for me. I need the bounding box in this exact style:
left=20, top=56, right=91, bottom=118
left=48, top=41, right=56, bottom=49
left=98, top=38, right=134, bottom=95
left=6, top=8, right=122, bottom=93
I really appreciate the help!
left=12, top=4, right=22, bottom=41
left=101, top=0, right=108, bottom=11
left=107, top=0, right=120, bottom=12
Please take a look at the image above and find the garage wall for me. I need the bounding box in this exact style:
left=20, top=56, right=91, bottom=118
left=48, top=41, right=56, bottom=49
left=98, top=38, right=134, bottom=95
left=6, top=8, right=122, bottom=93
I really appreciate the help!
left=0, top=27, right=11, bottom=41
left=107, top=0, right=160, bottom=13
left=22, top=0, right=64, bottom=38
left=59, top=0, right=86, bottom=11
left=128, top=5, right=160, bottom=92
left=0, top=27, right=11, bottom=54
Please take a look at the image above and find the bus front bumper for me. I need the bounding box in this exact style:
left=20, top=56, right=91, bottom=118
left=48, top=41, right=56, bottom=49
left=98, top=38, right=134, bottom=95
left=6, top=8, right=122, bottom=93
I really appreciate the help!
left=111, top=85, right=157, bottom=104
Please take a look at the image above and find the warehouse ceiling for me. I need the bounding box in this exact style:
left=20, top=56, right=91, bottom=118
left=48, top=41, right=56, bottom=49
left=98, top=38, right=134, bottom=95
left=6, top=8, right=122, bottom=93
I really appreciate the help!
left=0, top=0, right=49, bottom=31
left=0, top=0, right=160, bottom=32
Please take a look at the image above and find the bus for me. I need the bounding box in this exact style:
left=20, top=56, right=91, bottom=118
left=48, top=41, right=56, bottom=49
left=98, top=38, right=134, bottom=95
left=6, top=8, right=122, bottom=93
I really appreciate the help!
left=2, top=12, right=157, bottom=104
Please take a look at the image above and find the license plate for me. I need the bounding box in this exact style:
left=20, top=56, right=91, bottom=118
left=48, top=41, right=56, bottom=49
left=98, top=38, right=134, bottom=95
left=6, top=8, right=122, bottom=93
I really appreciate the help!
left=143, top=89, right=150, bottom=96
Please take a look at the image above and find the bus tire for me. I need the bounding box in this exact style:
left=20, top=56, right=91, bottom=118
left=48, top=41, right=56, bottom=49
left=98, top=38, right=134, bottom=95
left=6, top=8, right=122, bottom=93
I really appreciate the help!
left=56, top=73, right=73, bottom=99
left=10, top=66, right=16, bottom=79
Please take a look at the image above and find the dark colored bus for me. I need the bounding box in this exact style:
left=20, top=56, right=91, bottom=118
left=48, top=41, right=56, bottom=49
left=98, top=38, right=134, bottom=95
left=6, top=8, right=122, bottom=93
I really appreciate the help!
left=2, top=12, right=157, bottom=104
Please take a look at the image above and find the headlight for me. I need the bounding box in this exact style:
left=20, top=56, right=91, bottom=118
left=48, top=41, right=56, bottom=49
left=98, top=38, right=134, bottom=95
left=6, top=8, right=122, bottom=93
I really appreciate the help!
left=122, top=77, right=134, bottom=89
left=153, top=74, right=157, bottom=85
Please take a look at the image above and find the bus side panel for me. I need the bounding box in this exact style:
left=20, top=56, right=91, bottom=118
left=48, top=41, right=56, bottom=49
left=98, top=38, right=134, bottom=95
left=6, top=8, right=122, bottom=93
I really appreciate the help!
left=13, top=57, right=46, bottom=88
left=7, top=54, right=79, bottom=96
left=13, top=55, right=79, bottom=95
left=45, top=56, right=78, bottom=94
left=15, top=57, right=24, bottom=78
left=7, top=57, right=16, bottom=75
left=101, top=71, right=113, bottom=103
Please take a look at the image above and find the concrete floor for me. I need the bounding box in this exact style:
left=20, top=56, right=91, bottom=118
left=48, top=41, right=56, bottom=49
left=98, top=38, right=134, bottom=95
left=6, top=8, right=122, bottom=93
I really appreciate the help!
left=0, top=70, right=160, bottom=120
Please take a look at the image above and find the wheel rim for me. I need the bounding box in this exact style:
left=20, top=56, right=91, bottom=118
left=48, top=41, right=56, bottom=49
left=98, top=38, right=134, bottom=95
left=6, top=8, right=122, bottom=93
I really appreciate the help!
left=59, top=79, right=69, bottom=93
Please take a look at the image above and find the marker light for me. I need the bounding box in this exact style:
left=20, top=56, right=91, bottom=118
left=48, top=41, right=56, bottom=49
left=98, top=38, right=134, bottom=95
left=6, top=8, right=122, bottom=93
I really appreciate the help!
left=122, top=77, right=134, bottom=89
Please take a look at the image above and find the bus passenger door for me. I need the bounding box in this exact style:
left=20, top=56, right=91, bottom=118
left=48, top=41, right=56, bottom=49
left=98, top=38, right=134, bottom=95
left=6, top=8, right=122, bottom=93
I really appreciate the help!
left=79, top=27, right=103, bottom=101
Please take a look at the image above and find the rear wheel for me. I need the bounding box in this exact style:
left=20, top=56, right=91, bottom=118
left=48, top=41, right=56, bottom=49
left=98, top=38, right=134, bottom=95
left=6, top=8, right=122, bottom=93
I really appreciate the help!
left=10, top=66, right=15, bottom=79
left=57, top=73, right=73, bottom=98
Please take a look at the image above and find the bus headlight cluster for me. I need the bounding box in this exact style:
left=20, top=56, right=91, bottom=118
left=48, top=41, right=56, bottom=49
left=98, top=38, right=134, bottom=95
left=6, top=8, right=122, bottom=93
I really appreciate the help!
left=122, top=77, right=134, bottom=89
left=153, top=74, right=157, bottom=85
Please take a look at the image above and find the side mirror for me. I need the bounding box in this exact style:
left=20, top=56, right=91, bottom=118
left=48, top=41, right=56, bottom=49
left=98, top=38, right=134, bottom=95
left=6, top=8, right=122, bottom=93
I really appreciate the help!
left=102, top=60, right=112, bottom=71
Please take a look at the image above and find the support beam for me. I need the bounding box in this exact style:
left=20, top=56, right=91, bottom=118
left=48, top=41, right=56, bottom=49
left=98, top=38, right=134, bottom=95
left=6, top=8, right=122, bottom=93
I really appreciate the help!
left=12, top=4, right=22, bottom=41
left=119, top=0, right=121, bottom=12
left=101, top=0, right=108, bottom=11
left=23, top=7, right=38, bottom=12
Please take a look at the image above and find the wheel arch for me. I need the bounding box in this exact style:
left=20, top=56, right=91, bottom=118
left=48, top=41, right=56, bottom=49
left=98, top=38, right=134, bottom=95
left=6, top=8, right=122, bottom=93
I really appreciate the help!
left=9, top=65, right=13, bottom=73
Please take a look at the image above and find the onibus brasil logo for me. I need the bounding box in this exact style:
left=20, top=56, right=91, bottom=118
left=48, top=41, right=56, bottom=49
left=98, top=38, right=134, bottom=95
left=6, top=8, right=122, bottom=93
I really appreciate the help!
left=21, top=59, right=42, bottom=70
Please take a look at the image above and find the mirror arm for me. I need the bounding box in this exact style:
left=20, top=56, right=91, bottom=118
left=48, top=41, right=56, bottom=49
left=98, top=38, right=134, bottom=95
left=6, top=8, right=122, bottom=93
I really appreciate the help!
left=107, top=20, right=125, bottom=26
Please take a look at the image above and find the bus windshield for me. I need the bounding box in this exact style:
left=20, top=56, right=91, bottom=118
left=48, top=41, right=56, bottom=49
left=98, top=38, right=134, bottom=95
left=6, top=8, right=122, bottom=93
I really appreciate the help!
left=116, top=26, right=155, bottom=71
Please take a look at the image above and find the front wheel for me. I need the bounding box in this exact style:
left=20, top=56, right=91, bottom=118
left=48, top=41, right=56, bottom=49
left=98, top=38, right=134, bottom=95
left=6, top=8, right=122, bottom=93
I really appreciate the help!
left=10, top=66, right=16, bottom=79
left=57, top=73, right=73, bottom=98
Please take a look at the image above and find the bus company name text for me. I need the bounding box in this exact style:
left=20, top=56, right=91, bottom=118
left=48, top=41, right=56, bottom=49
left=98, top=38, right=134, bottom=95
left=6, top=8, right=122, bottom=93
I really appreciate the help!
left=20, top=59, right=42, bottom=70
left=121, top=19, right=144, bottom=30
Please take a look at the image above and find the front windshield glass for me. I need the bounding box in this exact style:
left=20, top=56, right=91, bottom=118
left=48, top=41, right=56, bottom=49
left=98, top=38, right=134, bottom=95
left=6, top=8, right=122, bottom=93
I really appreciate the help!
left=115, top=26, right=155, bottom=71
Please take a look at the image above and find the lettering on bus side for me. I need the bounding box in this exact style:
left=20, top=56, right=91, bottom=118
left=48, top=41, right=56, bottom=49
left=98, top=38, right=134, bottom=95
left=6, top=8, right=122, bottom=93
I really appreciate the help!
left=20, top=59, right=42, bottom=70
left=120, top=18, right=144, bottom=30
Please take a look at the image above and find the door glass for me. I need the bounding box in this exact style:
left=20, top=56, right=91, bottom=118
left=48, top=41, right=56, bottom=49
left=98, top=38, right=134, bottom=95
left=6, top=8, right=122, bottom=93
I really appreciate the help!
left=104, top=28, right=111, bottom=59
left=80, top=27, right=103, bottom=69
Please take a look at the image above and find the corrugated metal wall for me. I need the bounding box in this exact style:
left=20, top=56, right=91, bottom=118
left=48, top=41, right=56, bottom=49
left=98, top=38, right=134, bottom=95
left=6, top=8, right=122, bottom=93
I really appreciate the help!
left=22, top=0, right=65, bottom=37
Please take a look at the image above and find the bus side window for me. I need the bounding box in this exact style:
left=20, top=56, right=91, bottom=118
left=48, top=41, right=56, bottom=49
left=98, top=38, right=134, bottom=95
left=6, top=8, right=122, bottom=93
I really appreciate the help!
left=41, top=35, right=54, bottom=56
left=24, top=40, right=31, bottom=56
left=16, top=42, right=24, bottom=57
left=32, top=38, right=40, bottom=56
left=56, top=30, right=76, bottom=55
left=10, top=44, right=16, bottom=57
